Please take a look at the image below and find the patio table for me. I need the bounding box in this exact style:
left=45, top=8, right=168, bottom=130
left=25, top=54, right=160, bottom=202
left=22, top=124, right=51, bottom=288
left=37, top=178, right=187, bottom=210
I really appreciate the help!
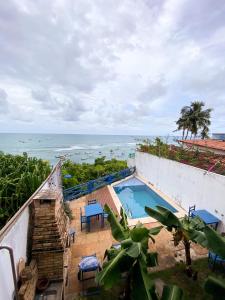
left=84, top=203, right=104, bottom=231
left=191, top=209, right=220, bottom=230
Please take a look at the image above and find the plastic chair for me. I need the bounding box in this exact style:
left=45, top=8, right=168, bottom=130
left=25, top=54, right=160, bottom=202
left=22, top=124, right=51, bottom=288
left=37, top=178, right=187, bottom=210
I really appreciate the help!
left=78, top=254, right=101, bottom=281
left=208, top=251, right=225, bottom=271
left=88, top=199, right=97, bottom=205
left=80, top=208, right=89, bottom=231
left=188, top=205, right=196, bottom=217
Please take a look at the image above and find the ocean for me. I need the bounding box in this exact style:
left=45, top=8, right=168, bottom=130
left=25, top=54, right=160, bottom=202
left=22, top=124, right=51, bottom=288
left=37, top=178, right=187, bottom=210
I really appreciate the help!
left=0, top=133, right=178, bottom=165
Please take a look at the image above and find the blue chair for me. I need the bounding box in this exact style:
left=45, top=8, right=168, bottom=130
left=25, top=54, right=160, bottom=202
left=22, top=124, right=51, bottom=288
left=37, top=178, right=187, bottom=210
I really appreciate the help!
left=78, top=254, right=101, bottom=281
left=80, top=208, right=89, bottom=231
left=188, top=205, right=196, bottom=217
left=88, top=199, right=97, bottom=205
left=208, top=251, right=225, bottom=271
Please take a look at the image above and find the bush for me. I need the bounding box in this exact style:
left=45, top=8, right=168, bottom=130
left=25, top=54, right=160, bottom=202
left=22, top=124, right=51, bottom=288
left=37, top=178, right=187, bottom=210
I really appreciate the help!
left=0, top=152, right=51, bottom=229
left=62, top=157, right=127, bottom=189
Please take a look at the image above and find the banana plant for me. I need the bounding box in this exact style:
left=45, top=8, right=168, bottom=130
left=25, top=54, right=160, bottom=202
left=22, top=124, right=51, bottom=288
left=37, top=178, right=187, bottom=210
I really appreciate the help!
left=145, top=205, right=207, bottom=270
left=96, top=205, right=183, bottom=300
left=204, top=276, right=225, bottom=300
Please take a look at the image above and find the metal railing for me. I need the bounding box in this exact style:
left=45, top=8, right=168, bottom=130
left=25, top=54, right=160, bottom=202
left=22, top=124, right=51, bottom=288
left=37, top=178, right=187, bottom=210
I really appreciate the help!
left=63, top=167, right=135, bottom=201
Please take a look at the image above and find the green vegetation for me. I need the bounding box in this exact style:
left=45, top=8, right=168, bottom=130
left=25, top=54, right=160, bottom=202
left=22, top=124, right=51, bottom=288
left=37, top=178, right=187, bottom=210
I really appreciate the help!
left=145, top=205, right=207, bottom=271
left=138, top=138, right=225, bottom=176
left=0, top=152, right=51, bottom=229
left=96, top=205, right=183, bottom=300
left=175, top=101, right=212, bottom=140
left=62, top=157, right=127, bottom=189
left=149, top=258, right=225, bottom=300
left=95, top=205, right=225, bottom=300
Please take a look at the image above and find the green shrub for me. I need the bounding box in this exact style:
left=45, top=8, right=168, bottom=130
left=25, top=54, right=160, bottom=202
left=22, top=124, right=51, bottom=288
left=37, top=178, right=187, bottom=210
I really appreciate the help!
left=0, top=152, right=51, bottom=229
left=62, top=157, right=127, bottom=189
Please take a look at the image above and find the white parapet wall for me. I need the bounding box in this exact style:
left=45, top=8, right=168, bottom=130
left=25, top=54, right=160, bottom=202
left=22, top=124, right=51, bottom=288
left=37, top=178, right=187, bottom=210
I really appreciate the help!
left=0, top=208, right=29, bottom=300
left=135, top=151, right=225, bottom=232
left=0, top=161, right=63, bottom=300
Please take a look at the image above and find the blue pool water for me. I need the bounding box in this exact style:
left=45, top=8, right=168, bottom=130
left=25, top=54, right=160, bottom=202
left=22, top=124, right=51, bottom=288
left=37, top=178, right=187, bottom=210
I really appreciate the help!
left=114, top=177, right=177, bottom=219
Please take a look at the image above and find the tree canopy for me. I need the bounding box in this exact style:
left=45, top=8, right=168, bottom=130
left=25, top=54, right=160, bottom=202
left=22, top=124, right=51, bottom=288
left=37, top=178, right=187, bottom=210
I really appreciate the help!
left=176, top=101, right=212, bottom=140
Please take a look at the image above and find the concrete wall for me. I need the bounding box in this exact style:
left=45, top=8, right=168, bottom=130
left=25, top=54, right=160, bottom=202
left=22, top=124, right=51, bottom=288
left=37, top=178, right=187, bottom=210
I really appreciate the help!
left=0, top=161, right=62, bottom=300
left=0, top=208, right=29, bottom=300
left=135, top=152, right=225, bottom=232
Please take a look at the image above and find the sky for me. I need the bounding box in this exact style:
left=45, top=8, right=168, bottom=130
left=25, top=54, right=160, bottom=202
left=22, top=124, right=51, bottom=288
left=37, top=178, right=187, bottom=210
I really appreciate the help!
left=0, top=0, right=225, bottom=135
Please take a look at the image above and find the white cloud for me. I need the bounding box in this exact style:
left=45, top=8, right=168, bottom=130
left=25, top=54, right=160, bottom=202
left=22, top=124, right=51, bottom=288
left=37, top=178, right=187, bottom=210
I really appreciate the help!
left=0, top=0, right=225, bottom=134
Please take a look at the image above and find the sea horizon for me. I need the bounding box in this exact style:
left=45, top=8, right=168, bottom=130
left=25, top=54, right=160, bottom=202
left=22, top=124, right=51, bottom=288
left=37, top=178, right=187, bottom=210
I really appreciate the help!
left=0, top=133, right=179, bottom=165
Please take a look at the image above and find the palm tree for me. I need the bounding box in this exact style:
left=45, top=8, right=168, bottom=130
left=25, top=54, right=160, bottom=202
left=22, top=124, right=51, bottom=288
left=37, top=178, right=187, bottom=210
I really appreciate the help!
left=176, top=101, right=212, bottom=140
left=96, top=205, right=183, bottom=300
left=145, top=206, right=207, bottom=272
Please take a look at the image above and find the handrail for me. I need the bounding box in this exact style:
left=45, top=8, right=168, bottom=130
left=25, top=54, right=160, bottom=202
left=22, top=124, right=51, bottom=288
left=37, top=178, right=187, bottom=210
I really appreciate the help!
left=0, top=160, right=62, bottom=241
left=63, top=167, right=135, bottom=201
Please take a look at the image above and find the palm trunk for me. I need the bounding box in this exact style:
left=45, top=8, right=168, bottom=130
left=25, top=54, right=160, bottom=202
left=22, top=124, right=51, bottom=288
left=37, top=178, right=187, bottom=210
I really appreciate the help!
left=183, top=239, right=191, bottom=266
left=182, top=129, right=185, bottom=139
left=184, top=129, right=189, bottom=140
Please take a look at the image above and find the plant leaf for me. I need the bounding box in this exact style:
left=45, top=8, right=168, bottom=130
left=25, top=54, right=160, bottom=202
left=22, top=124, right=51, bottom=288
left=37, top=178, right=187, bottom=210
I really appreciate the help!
left=131, top=226, right=149, bottom=242
left=145, top=206, right=181, bottom=228
left=131, top=258, right=154, bottom=300
left=204, top=276, right=225, bottom=297
left=146, top=252, right=158, bottom=267
left=204, top=226, right=225, bottom=259
left=126, top=242, right=142, bottom=258
left=161, top=285, right=183, bottom=300
left=149, top=226, right=163, bottom=235
left=96, top=249, right=126, bottom=288
left=104, top=204, right=128, bottom=241
left=120, top=206, right=129, bottom=229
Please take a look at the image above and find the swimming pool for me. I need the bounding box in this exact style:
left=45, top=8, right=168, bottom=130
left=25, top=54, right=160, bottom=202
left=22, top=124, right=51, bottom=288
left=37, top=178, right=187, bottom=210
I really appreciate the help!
left=113, top=177, right=177, bottom=219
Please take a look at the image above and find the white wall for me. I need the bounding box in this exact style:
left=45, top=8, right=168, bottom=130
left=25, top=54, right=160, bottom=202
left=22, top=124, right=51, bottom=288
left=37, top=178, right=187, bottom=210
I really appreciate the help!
left=0, top=208, right=29, bottom=300
left=135, top=152, right=225, bottom=232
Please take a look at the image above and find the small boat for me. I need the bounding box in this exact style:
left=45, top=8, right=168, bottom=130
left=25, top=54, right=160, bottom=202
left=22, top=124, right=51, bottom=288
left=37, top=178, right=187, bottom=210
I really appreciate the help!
left=81, top=157, right=88, bottom=161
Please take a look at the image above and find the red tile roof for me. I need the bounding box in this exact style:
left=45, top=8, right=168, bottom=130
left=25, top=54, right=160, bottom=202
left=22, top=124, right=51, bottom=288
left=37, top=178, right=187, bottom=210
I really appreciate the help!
left=179, top=139, right=225, bottom=152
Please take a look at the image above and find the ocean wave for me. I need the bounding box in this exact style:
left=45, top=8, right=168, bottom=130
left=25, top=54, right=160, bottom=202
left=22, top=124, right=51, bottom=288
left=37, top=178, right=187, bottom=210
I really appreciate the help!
left=54, top=145, right=85, bottom=152
left=54, top=142, right=137, bottom=152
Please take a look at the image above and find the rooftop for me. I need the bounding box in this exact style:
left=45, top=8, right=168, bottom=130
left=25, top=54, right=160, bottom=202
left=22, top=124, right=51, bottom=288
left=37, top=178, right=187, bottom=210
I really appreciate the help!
left=179, top=139, right=225, bottom=152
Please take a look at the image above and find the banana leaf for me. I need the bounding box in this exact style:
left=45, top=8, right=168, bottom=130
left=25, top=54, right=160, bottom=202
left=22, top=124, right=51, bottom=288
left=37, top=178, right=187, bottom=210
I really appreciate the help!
left=96, top=249, right=126, bottom=288
left=145, top=206, right=181, bottom=228
left=204, top=276, right=225, bottom=298
left=104, top=204, right=129, bottom=241
left=161, top=285, right=183, bottom=300
left=204, top=226, right=225, bottom=259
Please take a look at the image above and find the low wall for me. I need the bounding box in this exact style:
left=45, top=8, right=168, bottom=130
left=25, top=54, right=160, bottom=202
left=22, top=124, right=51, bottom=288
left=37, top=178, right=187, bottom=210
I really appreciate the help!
left=135, top=152, right=225, bottom=232
left=0, top=161, right=62, bottom=300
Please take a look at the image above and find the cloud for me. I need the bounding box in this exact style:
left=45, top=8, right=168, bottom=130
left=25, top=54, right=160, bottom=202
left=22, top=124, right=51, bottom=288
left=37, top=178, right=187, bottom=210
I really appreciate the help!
left=0, top=0, right=225, bottom=134
left=0, top=88, right=9, bottom=114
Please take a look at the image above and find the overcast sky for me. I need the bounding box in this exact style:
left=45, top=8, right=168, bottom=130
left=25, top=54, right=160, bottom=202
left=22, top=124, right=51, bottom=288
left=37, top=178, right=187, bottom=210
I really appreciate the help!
left=0, top=0, right=225, bottom=135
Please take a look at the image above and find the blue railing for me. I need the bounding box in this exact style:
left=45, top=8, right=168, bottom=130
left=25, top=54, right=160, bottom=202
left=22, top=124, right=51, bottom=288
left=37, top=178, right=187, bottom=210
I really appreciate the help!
left=63, top=167, right=135, bottom=201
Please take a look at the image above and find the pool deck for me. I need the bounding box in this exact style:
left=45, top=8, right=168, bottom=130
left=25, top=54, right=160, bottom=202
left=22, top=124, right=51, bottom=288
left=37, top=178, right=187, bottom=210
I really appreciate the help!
left=65, top=185, right=207, bottom=299
left=109, top=174, right=186, bottom=226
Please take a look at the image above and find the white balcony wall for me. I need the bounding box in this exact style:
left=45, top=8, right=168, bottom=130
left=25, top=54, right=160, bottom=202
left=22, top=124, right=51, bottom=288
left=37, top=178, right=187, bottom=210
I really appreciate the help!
left=0, top=208, right=29, bottom=300
left=135, top=152, right=225, bottom=232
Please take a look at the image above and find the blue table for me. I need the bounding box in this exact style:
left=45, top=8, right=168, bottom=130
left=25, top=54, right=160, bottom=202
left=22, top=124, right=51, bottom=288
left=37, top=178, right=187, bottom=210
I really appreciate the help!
left=191, top=209, right=220, bottom=229
left=85, top=203, right=104, bottom=231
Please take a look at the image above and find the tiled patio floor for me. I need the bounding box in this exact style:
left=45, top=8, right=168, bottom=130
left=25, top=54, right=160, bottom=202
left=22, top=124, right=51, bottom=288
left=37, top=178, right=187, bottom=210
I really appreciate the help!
left=64, top=186, right=208, bottom=299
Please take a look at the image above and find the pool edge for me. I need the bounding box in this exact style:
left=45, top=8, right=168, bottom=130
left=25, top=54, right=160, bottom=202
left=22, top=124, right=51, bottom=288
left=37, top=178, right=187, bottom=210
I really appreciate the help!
left=109, top=174, right=186, bottom=226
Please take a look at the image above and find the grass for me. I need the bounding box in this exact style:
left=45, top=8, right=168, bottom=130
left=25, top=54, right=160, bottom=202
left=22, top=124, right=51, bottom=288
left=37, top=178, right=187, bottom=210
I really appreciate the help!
left=148, top=258, right=225, bottom=300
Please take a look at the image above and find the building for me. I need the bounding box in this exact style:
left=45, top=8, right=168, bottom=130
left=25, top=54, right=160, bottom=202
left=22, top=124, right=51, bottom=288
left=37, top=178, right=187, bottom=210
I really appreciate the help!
left=179, top=139, right=225, bottom=155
